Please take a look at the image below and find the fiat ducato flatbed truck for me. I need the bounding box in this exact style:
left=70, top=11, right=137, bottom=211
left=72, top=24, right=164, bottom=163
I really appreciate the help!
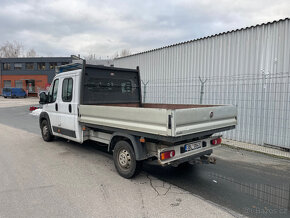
left=39, top=62, right=237, bottom=178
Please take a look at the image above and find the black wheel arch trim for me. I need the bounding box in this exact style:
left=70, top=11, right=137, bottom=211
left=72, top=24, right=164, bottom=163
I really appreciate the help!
left=109, top=132, right=147, bottom=161
left=39, top=112, right=53, bottom=135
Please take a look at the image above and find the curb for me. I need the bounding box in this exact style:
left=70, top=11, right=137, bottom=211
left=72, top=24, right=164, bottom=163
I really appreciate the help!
left=221, top=140, right=290, bottom=160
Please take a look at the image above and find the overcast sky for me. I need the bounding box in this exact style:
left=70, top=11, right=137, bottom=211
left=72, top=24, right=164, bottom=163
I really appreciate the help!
left=0, top=0, right=289, bottom=58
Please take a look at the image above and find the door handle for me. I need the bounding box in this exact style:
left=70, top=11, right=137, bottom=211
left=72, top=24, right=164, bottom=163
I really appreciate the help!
left=55, top=103, right=58, bottom=111
left=68, top=104, right=72, bottom=113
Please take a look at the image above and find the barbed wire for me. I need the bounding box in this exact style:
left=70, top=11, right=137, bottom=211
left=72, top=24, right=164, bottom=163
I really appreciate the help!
left=141, top=71, right=290, bottom=83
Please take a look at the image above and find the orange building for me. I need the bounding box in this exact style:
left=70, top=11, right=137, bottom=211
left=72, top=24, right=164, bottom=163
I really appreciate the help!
left=0, top=57, right=72, bottom=96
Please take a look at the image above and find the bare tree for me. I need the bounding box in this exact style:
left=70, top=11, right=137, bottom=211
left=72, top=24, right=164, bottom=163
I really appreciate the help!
left=0, top=41, right=38, bottom=58
left=0, top=41, right=23, bottom=58
left=26, top=48, right=37, bottom=57
left=85, top=54, right=96, bottom=61
left=112, top=49, right=131, bottom=59
left=119, top=49, right=131, bottom=57
left=112, top=51, right=119, bottom=59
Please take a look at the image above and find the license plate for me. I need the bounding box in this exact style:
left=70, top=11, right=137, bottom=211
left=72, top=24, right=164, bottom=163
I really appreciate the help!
left=184, top=142, right=201, bottom=152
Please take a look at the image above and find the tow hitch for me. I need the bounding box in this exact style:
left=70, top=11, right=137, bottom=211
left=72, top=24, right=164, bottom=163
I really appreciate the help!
left=200, top=155, right=216, bottom=164
left=173, top=155, right=217, bottom=167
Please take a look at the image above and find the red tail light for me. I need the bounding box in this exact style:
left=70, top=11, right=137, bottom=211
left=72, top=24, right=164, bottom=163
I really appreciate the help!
left=211, top=137, right=222, bottom=145
left=160, top=150, right=175, bottom=160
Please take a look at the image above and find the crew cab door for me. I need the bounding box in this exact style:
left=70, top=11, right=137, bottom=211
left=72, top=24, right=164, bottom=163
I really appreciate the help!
left=57, top=76, right=78, bottom=139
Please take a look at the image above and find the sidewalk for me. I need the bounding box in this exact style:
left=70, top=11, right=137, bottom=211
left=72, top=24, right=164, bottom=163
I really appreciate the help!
left=0, top=96, right=39, bottom=108
left=222, top=139, right=290, bottom=160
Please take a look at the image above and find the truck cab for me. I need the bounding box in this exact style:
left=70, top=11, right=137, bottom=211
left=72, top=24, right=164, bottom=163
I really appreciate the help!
left=39, top=68, right=82, bottom=142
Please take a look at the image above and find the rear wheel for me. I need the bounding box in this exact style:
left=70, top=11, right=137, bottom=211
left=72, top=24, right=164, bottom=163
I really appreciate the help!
left=4, top=96, right=7, bottom=98
left=41, top=120, right=53, bottom=142
left=113, top=140, right=142, bottom=179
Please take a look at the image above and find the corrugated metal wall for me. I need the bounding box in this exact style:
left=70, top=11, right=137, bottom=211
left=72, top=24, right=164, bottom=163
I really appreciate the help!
left=113, top=19, right=290, bottom=149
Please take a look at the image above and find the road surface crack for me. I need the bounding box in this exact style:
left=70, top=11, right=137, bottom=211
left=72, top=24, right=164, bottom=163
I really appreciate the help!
left=146, top=174, right=171, bottom=196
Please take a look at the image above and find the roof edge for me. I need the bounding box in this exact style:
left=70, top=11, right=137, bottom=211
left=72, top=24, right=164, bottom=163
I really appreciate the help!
left=116, top=17, right=289, bottom=60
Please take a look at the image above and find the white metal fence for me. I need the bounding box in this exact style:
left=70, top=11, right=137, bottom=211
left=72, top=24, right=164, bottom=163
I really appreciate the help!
left=141, top=72, right=290, bottom=149
left=114, top=19, right=290, bottom=150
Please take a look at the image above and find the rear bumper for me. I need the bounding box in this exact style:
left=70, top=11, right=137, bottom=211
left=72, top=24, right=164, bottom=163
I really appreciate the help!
left=158, top=136, right=221, bottom=165
left=169, top=149, right=213, bottom=166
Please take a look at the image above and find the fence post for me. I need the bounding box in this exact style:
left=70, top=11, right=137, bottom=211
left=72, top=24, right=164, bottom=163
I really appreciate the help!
left=199, top=76, right=207, bottom=104
left=260, top=70, right=270, bottom=146
left=141, top=80, right=149, bottom=103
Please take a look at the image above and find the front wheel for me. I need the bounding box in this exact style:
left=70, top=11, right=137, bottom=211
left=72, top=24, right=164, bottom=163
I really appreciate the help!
left=41, top=120, right=54, bottom=142
left=113, top=141, right=142, bottom=179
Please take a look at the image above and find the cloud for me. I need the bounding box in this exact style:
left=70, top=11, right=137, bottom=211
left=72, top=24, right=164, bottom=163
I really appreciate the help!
left=0, top=0, right=289, bottom=57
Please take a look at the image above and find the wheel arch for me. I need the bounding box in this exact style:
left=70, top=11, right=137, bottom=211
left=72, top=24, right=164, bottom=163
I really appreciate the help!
left=109, top=132, right=147, bottom=161
left=39, top=112, right=53, bottom=135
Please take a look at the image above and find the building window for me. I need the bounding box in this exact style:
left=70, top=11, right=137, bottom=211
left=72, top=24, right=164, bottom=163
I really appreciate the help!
left=15, top=80, right=23, bottom=88
left=14, top=63, right=22, bottom=70
left=25, top=63, right=34, bottom=70
left=3, top=80, right=11, bottom=88
left=37, top=62, right=46, bottom=70
left=3, top=63, right=11, bottom=70
left=49, top=62, right=57, bottom=70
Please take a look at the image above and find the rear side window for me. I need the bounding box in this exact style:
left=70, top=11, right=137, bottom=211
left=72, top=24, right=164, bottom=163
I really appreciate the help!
left=62, top=78, right=73, bottom=102
left=48, top=79, right=59, bottom=103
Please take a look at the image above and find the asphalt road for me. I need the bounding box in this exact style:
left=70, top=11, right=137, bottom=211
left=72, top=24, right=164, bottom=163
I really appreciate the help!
left=0, top=105, right=235, bottom=218
left=1, top=105, right=290, bottom=218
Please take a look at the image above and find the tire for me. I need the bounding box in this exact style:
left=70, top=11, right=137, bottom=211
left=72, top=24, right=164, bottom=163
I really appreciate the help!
left=4, top=96, right=7, bottom=98
left=24, top=95, right=27, bottom=98
left=113, top=140, right=142, bottom=179
left=41, top=119, right=54, bottom=142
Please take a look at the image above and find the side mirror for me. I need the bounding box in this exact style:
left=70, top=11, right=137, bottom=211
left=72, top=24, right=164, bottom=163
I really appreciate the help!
left=39, top=92, right=48, bottom=104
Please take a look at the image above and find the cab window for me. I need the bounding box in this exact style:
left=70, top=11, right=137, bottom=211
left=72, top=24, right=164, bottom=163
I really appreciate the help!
left=62, top=78, right=73, bottom=102
left=48, top=79, right=59, bottom=103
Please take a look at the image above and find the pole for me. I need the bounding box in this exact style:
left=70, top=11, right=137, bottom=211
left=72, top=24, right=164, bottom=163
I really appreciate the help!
left=0, top=59, right=2, bottom=95
left=141, top=80, right=149, bottom=103
left=199, top=76, right=207, bottom=104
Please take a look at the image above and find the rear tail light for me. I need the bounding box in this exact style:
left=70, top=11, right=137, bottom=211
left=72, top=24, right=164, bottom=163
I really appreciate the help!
left=160, top=150, right=175, bottom=160
left=211, top=137, right=222, bottom=145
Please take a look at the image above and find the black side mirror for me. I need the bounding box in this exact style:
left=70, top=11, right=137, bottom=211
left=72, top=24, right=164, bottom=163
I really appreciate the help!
left=39, top=92, right=48, bottom=104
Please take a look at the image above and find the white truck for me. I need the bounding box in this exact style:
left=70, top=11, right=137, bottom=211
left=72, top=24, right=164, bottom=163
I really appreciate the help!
left=39, top=62, right=237, bottom=178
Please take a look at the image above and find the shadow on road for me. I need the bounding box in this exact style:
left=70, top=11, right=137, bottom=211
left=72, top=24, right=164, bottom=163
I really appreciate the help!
left=54, top=137, right=290, bottom=218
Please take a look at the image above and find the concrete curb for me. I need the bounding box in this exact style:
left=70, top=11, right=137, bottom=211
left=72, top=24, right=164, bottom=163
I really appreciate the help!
left=222, top=139, right=290, bottom=160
